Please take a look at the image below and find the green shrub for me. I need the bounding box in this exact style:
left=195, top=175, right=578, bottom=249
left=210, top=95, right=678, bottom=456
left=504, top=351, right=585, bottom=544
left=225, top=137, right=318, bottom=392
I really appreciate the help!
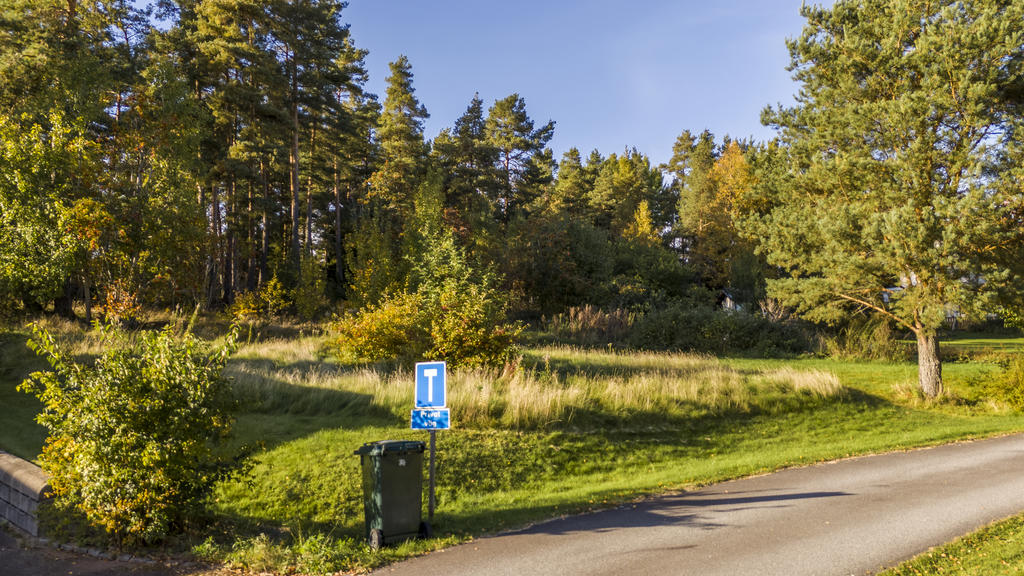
left=294, top=256, right=329, bottom=321
left=19, top=323, right=244, bottom=546
left=333, top=226, right=522, bottom=369
left=229, top=290, right=265, bottom=323
left=230, top=276, right=291, bottom=324
left=990, top=355, right=1024, bottom=411
left=332, top=285, right=522, bottom=369
left=429, top=282, right=523, bottom=368
left=628, top=305, right=808, bottom=356
left=102, top=278, right=144, bottom=327
left=332, top=292, right=430, bottom=364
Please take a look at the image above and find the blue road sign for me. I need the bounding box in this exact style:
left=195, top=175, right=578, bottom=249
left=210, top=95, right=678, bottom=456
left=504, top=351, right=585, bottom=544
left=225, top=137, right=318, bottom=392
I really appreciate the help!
left=411, top=408, right=451, bottom=430
left=415, top=361, right=447, bottom=408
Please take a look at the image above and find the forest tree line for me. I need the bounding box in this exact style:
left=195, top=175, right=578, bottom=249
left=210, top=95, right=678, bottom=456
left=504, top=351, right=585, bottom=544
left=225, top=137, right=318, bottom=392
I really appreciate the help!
left=2, top=0, right=1023, bottom=397
left=0, top=0, right=769, bottom=322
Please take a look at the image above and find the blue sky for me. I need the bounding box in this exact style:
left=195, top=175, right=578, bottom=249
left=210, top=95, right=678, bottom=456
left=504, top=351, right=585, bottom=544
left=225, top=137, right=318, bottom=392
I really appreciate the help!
left=343, top=1, right=816, bottom=166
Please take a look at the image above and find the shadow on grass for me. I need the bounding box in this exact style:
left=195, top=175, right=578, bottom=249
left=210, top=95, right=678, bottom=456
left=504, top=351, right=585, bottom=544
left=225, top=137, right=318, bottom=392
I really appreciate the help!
left=521, top=350, right=824, bottom=382
left=224, top=357, right=406, bottom=458
left=521, top=353, right=723, bottom=381
left=0, top=332, right=49, bottom=459
left=227, top=357, right=398, bottom=415
left=12, top=341, right=915, bottom=559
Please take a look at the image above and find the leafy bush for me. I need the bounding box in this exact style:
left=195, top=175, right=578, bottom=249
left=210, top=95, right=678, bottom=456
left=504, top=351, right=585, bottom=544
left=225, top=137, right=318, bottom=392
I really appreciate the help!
left=1000, top=308, right=1024, bottom=331
left=294, top=256, right=330, bottom=321
left=628, top=305, right=808, bottom=356
left=332, top=285, right=522, bottom=369
left=103, top=277, right=143, bottom=326
left=229, top=290, right=265, bottom=323
left=990, top=355, right=1024, bottom=411
left=230, top=276, right=290, bottom=324
left=611, top=234, right=700, bottom=311
left=19, top=323, right=244, bottom=546
left=332, top=292, right=429, bottom=364
left=429, top=282, right=523, bottom=368
left=333, top=224, right=522, bottom=369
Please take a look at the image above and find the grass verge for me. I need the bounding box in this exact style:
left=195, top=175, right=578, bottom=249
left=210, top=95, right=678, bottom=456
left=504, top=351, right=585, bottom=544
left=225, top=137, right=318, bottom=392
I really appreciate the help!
left=880, top=513, right=1024, bottom=575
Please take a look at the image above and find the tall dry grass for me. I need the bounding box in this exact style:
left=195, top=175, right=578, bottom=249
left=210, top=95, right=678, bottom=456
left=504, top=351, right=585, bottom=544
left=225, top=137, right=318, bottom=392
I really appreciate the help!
left=542, top=305, right=636, bottom=345
left=225, top=341, right=845, bottom=429
left=11, top=322, right=845, bottom=429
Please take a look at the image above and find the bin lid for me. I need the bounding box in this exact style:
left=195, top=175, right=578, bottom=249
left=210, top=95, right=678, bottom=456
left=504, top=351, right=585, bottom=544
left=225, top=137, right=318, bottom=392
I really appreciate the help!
left=353, top=440, right=426, bottom=456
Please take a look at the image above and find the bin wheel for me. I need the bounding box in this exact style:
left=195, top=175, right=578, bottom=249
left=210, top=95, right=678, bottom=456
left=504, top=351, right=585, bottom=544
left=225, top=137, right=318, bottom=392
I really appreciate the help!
left=419, top=521, right=433, bottom=539
left=369, top=529, right=384, bottom=550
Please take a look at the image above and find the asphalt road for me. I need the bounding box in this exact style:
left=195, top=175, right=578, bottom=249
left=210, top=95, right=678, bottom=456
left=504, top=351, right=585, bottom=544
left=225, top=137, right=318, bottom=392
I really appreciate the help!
left=373, top=433, right=1024, bottom=576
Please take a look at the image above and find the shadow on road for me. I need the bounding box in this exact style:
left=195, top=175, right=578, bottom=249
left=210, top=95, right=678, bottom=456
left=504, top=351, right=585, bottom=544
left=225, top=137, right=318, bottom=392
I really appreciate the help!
left=520, top=490, right=852, bottom=535
left=657, top=490, right=853, bottom=508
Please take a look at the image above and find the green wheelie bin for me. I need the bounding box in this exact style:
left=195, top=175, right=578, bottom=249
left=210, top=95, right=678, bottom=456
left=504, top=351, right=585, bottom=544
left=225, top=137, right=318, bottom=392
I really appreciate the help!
left=354, top=440, right=430, bottom=549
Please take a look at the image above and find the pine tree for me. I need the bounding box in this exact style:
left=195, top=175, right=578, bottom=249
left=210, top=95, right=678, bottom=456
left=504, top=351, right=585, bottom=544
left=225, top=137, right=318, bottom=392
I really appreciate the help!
left=751, top=0, right=1024, bottom=398
left=552, top=148, right=595, bottom=216
left=326, top=42, right=378, bottom=293
left=484, top=94, right=554, bottom=221
left=669, top=129, right=718, bottom=252
left=365, top=55, right=429, bottom=218
left=431, top=93, right=500, bottom=248
left=268, top=0, right=352, bottom=272
left=589, top=149, right=665, bottom=236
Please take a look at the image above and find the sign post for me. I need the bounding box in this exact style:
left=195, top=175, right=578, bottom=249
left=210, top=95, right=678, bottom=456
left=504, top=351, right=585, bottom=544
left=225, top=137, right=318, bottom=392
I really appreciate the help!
left=411, top=361, right=449, bottom=522
left=428, top=429, right=436, bottom=522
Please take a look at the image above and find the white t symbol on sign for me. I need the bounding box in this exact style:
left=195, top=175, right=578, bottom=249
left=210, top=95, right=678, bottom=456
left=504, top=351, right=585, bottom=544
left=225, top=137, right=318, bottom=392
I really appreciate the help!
left=424, top=368, right=438, bottom=403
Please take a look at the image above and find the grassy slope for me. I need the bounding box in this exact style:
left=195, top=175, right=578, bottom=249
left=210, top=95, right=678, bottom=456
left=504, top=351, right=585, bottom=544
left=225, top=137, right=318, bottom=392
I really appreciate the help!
left=3, top=327, right=1023, bottom=573
left=211, top=343, right=1024, bottom=572
left=0, top=331, right=49, bottom=460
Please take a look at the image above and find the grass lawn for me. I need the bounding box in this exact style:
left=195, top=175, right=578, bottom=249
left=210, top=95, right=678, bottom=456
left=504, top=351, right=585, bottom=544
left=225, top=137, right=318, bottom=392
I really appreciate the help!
left=0, top=330, right=50, bottom=461
left=2, top=322, right=1024, bottom=574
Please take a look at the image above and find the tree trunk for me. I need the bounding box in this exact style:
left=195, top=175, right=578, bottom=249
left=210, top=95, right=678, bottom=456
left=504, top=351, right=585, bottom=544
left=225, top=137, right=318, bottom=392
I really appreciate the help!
left=208, top=184, right=222, bottom=308
left=53, top=279, right=75, bottom=319
left=305, top=126, right=316, bottom=254
left=333, top=165, right=345, bottom=287
left=259, top=158, right=270, bottom=286
left=223, top=179, right=235, bottom=304
left=289, top=62, right=301, bottom=272
left=245, top=180, right=258, bottom=292
left=83, top=276, right=91, bottom=323
left=916, top=331, right=943, bottom=399
left=290, top=116, right=301, bottom=269
left=261, top=208, right=269, bottom=286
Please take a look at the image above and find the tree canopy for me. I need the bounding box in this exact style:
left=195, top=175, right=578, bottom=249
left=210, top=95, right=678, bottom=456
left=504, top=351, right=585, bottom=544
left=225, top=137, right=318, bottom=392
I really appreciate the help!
left=749, top=0, right=1024, bottom=397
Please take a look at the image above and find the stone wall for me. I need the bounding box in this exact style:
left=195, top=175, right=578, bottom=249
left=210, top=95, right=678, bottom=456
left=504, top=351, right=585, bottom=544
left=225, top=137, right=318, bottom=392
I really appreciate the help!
left=0, top=451, right=49, bottom=537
